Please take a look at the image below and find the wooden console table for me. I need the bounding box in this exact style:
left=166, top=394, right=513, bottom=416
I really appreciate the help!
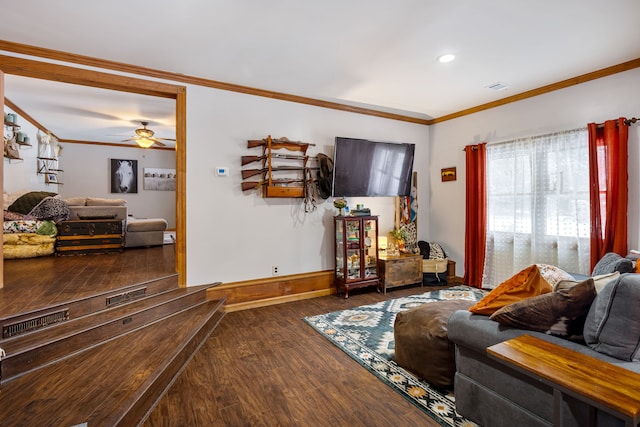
left=487, top=334, right=640, bottom=427
left=377, top=253, right=422, bottom=294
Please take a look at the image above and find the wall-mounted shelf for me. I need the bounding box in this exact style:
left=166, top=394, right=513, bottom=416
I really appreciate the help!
left=4, top=120, right=32, bottom=147
left=37, top=156, right=64, bottom=185
left=4, top=119, right=24, bottom=161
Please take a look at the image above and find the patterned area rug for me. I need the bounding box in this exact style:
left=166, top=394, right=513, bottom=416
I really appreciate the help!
left=303, top=285, right=486, bottom=427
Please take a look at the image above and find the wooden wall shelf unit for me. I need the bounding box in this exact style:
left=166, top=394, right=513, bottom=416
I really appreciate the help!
left=241, top=135, right=316, bottom=198
left=4, top=118, right=27, bottom=162
left=37, top=156, right=63, bottom=185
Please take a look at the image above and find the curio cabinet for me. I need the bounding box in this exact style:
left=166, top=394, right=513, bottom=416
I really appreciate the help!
left=333, top=215, right=379, bottom=298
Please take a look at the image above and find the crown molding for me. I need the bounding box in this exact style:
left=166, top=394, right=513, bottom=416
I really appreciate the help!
left=1, top=40, right=639, bottom=126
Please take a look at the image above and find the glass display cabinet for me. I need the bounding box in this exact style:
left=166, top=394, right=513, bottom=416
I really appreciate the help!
left=334, top=215, right=379, bottom=298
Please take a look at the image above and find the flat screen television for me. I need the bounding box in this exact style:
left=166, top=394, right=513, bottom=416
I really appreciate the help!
left=332, top=137, right=415, bottom=197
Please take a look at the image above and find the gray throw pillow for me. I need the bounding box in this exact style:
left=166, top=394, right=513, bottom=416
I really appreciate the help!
left=583, top=274, right=640, bottom=361
left=591, top=252, right=633, bottom=276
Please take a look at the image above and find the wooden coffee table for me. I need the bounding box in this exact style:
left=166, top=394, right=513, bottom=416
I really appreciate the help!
left=487, top=334, right=640, bottom=427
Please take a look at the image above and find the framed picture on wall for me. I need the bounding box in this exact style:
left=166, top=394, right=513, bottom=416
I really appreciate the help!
left=441, top=167, right=456, bottom=182
left=45, top=173, right=58, bottom=184
left=110, top=159, right=138, bottom=193
left=143, top=167, right=176, bottom=191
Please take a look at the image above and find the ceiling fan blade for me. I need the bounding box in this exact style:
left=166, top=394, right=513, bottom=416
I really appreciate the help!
left=121, top=138, right=135, bottom=142
left=155, top=137, right=176, bottom=141
left=152, top=139, right=167, bottom=147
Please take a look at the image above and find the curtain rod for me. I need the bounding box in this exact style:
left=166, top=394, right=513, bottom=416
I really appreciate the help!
left=462, top=127, right=587, bottom=151
left=596, top=116, right=638, bottom=127
left=464, top=118, right=638, bottom=151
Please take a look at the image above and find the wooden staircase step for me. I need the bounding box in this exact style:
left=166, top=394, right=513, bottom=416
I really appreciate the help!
left=0, top=274, right=179, bottom=339
left=0, top=297, right=226, bottom=427
left=0, top=284, right=212, bottom=383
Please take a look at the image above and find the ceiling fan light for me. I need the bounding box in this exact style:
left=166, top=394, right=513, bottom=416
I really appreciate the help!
left=136, top=138, right=155, bottom=148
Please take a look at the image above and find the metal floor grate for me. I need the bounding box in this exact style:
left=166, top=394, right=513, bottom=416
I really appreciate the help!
left=106, top=287, right=147, bottom=307
left=3, top=309, right=70, bottom=338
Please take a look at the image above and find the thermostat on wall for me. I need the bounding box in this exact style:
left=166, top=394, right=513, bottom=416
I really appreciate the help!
left=216, top=167, right=229, bottom=176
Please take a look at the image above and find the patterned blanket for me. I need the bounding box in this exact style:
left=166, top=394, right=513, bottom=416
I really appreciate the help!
left=3, top=220, right=57, bottom=235
left=28, top=197, right=70, bottom=222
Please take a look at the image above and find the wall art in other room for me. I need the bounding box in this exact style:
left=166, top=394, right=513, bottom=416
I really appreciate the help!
left=143, top=167, right=176, bottom=191
left=110, top=158, right=138, bottom=194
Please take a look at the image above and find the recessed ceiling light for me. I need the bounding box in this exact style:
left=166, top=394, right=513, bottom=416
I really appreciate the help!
left=437, top=54, right=456, bottom=63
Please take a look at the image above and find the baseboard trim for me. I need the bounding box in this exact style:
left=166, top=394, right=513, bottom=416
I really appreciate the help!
left=224, top=288, right=336, bottom=312
left=206, top=270, right=335, bottom=311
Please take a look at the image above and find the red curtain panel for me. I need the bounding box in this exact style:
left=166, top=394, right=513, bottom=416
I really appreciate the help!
left=588, top=118, right=628, bottom=269
left=464, top=143, right=487, bottom=288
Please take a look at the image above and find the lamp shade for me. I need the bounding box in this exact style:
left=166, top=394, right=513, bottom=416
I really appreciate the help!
left=378, top=236, right=388, bottom=250
left=136, top=138, right=155, bottom=148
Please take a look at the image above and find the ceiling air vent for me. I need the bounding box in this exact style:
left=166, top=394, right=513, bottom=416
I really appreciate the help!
left=485, top=82, right=509, bottom=91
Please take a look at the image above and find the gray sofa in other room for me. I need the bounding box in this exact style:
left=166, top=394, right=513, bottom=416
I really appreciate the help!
left=124, top=217, right=168, bottom=248
left=65, top=197, right=127, bottom=221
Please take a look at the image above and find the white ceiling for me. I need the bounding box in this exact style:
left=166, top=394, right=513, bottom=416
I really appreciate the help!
left=2, top=0, right=640, bottom=147
left=4, top=76, right=177, bottom=146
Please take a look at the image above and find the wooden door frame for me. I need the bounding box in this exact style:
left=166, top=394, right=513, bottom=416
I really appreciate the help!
left=0, top=56, right=187, bottom=286
left=0, top=69, right=4, bottom=287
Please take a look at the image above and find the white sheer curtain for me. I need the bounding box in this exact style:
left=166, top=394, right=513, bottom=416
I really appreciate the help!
left=482, top=128, right=590, bottom=288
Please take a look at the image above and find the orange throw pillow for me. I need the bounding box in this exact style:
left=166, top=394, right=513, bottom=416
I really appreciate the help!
left=469, top=264, right=553, bottom=315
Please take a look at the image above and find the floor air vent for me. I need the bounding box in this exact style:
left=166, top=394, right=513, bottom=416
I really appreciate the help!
left=106, top=287, right=147, bottom=307
left=3, top=309, right=70, bottom=338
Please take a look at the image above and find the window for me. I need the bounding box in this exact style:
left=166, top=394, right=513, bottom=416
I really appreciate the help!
left=483, top=128, right=590, bottom=288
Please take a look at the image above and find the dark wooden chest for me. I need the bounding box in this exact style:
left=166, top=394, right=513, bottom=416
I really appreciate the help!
left=58, top=219, right=123, bottom=236
left=56, top=219, right=124, bottom=255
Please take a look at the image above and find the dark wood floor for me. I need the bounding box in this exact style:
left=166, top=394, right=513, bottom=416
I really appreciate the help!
left=2, top=249, right=448, bottom=426
left=1, top=245, right=176, bottom=318
left=145, top=284, right=448, bottom=427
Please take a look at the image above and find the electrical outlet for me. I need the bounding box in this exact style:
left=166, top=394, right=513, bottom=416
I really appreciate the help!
left=272, top=265, right=279, bottom=276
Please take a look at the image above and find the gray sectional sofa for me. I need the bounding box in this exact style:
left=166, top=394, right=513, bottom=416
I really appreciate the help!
left=65, top=197, right=128, bottom=221
left=448, top=270, right=640, bottom=427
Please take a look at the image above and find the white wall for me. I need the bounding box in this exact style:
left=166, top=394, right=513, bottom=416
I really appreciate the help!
left=3, top=64, right=429, bottom=286
left=185, top=85, right=429, bottom=285
left=15, top=57, right=638, bottom=286
left=59, top=144, right=176, bottom=228
left=428, top=68, right=640, bottom=277
left=3, top=108, right=50, bottom=194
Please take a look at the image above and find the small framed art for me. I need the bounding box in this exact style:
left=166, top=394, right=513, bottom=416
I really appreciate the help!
left=441, top=167, right=456, bottom=182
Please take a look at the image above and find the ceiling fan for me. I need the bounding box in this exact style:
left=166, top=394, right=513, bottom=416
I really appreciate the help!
left=122, top=121, right=175, bottom=148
